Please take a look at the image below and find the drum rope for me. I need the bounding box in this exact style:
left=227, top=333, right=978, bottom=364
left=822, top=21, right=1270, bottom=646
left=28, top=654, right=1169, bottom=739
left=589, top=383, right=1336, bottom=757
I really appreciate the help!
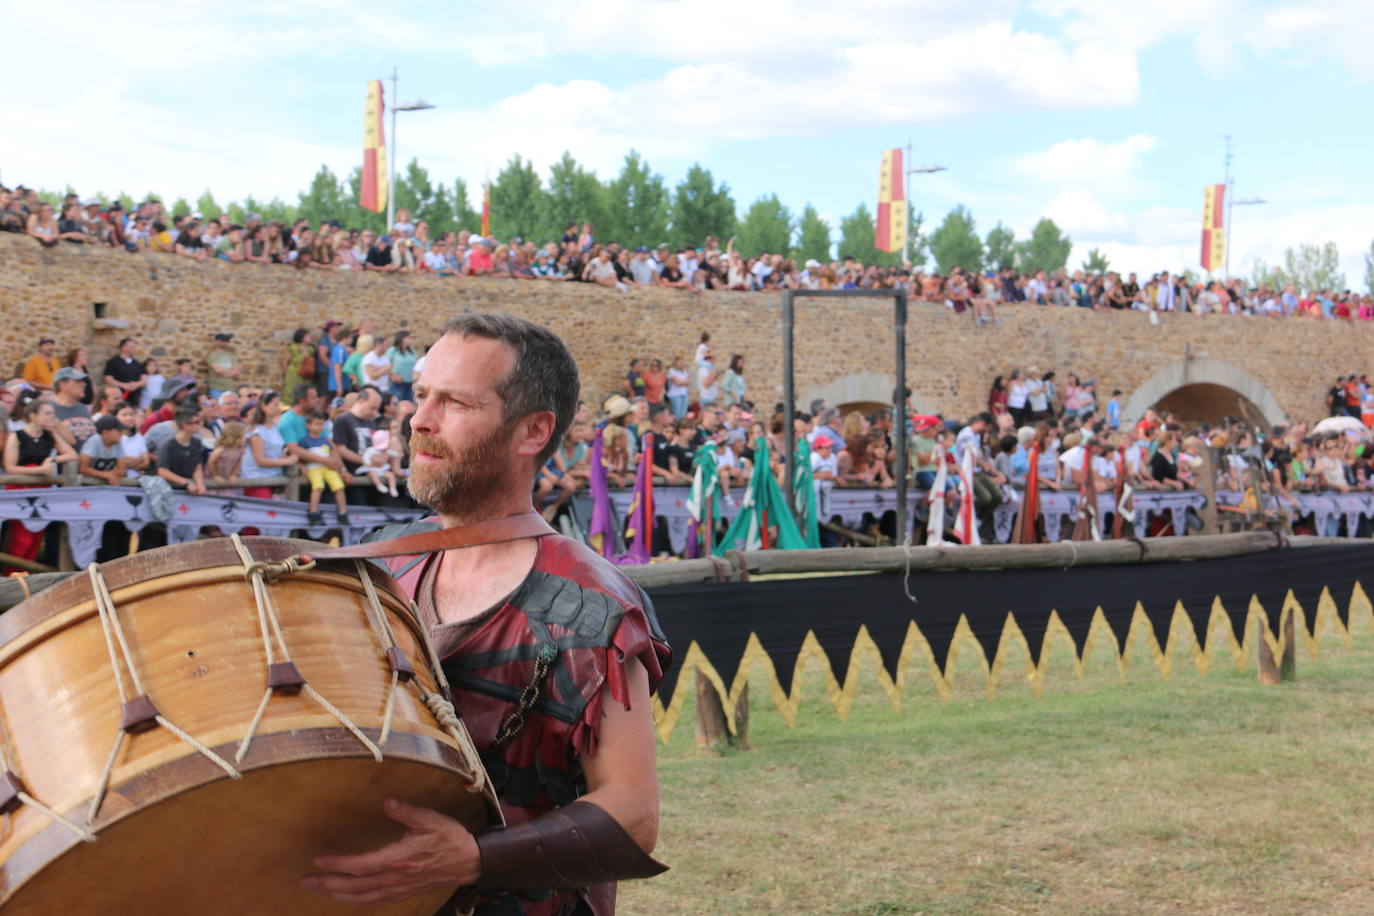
left=353, top=561, right=403, bottom=747
left=0, top=715, right=96, bottom=843
left=352, top=565, right=486, bottom=794
left=85, top=564, right=241, bottom=827
left=230, top=536, right=383, bottom=764
left=409, top=599, right=488, bottom=796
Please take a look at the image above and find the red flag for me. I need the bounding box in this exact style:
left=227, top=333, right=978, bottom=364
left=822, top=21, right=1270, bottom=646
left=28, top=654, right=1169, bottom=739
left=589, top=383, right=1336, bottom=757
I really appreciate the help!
left=875, top=149, right=906, bottom=254
left=360, top=81, right=387, bottom=213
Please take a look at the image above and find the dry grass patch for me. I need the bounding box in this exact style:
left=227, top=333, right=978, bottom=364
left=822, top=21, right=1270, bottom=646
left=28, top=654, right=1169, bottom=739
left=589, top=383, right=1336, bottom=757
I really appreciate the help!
left=624, top=609, right=1374, bottom=914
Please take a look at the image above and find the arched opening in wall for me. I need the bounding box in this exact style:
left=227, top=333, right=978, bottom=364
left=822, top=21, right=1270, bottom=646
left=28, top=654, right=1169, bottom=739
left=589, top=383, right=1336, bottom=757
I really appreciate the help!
left=1122, top=357, right=1289, bottom=430
left=799, top=372, right=939, bottom=418
left=1151, top=383, right=1266, bottom=427
left=837, top=401, right=890, bottom=418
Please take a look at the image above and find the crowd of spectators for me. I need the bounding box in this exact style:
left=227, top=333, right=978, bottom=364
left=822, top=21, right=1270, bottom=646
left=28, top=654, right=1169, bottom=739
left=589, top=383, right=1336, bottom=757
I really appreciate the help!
left=4, top=185, right=1370, bottom=319
left=3, top=310, right=1373, bottom=570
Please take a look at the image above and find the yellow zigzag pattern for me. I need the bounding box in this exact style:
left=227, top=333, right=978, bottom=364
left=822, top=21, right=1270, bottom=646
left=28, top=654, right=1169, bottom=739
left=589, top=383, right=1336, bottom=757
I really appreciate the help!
left=650, top=582, right=1372, bottom=744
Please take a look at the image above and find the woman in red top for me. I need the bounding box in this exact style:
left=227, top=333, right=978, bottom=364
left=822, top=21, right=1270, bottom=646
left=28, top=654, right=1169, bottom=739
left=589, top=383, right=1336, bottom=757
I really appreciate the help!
left=641, top=358, right=667, bottom=410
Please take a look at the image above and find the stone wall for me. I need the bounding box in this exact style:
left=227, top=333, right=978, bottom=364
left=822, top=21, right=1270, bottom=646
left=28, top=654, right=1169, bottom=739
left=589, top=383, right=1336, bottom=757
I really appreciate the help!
left=0, top=232, right=1366, bottom=424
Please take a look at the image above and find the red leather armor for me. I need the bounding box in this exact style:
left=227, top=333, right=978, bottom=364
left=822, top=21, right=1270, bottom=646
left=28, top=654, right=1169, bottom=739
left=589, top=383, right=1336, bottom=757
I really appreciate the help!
left=375, top=523, right=672, bottom=916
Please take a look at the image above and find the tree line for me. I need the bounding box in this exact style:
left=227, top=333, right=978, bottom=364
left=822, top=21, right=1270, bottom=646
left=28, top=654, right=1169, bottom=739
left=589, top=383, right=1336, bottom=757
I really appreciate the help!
left=53, top=149, right=1088, bottom=273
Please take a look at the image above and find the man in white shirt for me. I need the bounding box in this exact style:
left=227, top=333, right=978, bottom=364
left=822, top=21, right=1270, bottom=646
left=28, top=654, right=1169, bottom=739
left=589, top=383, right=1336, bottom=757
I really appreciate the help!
left=1156, top=271, right=1177, bottom=311
left=360, top=338, right=392, bottom=394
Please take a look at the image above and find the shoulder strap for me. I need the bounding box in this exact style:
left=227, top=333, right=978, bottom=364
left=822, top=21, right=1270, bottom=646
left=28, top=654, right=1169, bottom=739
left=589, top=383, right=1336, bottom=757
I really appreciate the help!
left=307, top=510, right=554, bottom=560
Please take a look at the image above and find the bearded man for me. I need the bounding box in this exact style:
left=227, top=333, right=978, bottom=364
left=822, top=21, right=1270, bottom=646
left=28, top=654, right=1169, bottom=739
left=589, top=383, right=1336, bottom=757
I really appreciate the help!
left=301, top=314, right=671, bottom=915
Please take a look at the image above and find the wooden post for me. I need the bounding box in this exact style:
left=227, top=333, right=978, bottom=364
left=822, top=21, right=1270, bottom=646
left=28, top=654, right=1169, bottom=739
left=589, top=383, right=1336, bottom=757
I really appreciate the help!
left=693, top=670, right=730, bottom=748
left=693, top=670, right=750, bottom=751
left=1257, top=607, right=1282, bottom=685
left=1279, top=608, right=1297, bottom=682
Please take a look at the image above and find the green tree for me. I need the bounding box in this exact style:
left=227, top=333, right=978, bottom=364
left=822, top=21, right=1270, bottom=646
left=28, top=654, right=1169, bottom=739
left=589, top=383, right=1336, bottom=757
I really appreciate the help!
left=392, top=159, right=464, bottom=236
left=669, top=164, right=736, bottom=250
left=488, top=155, right=547, bottom=241
left=735, top=194, right=793, bottom=257
left=928, top=205, right=983, bottom=274
left=906, top=209, right=927, bottom=268
left=795, top=204, right=832, bottom=263
left=451, top=178, right=480, bottom=232
left=170, top=197, right=192, bottom=219
left=1082, top=247, right=1110, bottom=272
left=604, top=151, right=670, bottom=249
left=1015, top=218, right=1072, bottom=274
left=1250, top=257, right=1288, bottom=291
left=1283, top=241, right=1345, bottom=293
left=297, top=165, right=349, bottom=228
left=838, top=203, right=888, bottom=265
left=195, top=190, right=222, bottom=220
left=543, top=152, right=606, bottom=246
left=985, top=223, right=1016, bottom=271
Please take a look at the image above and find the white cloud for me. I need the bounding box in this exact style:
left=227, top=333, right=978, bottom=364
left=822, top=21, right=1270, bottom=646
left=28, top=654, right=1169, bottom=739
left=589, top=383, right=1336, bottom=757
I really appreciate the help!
left=1014, top=135, right=1158, bottom=187
left=1041, top=191, right=1128, bottom=236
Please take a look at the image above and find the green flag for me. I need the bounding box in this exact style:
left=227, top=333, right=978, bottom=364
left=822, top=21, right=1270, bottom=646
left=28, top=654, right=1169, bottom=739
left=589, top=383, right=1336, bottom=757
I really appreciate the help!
left=714, top=437, right=810, bottom=555
left=792, top=438, right=821, bottom=548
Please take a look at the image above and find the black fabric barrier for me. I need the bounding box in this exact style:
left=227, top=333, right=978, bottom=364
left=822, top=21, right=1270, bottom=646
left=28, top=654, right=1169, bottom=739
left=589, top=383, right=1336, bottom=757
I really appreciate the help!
left=647, top=543, right=1374, bottom=706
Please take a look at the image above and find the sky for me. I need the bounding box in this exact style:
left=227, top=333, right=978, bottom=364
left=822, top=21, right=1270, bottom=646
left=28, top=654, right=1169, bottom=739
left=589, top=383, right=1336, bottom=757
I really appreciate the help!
left=4, top=0, right=1371, bottom=286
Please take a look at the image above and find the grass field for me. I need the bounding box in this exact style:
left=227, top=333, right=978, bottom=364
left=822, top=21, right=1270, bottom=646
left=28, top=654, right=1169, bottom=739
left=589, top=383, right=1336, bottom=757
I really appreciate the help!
left=620, top=608, right=1374, bottom=914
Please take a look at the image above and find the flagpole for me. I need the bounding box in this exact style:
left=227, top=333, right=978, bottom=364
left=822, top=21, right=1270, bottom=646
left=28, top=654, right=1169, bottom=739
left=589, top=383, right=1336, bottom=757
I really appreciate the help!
left=387, top=66, right=397, bottom=236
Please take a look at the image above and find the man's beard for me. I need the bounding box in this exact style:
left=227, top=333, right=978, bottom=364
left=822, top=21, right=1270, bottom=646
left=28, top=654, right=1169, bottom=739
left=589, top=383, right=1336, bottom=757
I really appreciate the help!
left=406, top=420, right=517, bottom=520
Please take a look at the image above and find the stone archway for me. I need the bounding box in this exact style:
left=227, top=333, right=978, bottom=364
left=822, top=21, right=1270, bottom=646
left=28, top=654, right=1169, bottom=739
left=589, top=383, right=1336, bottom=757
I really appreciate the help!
left=1122, top=357, right=1288, bottom=428
left=798, top=373, right=939, bottom=416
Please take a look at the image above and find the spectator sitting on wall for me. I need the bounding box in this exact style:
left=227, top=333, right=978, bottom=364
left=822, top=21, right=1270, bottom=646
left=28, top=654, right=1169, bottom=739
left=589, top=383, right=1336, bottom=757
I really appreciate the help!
left=21, top=337, right=59, bottom=392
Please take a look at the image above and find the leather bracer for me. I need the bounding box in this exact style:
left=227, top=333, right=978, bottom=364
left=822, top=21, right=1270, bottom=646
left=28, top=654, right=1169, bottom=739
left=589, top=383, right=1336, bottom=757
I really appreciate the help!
left=474, top=800, right=668, bottom=891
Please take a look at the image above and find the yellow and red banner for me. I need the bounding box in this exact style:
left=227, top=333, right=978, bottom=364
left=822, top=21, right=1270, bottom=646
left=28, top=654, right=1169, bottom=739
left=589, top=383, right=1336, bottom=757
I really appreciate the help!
left=480, top=182, right=490, bottom=237
left=875, top=149, right=907, bottom=255
left=360, top=80, right=388, bottom=214
left=1200, top=183, right=1225, bottom=272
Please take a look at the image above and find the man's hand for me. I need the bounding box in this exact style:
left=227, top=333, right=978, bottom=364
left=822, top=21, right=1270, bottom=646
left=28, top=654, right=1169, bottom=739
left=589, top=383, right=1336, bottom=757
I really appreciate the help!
left=300, top=798, right=481, bottom=906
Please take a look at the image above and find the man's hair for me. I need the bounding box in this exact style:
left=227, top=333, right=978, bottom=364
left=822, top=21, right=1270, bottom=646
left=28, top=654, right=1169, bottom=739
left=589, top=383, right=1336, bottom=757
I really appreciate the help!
left=118, top=337, right=133, bottom=349
left=291, top=382, right=314, bottom=403
left=439, top=313, right=579, bottom=465
left=174, top=405, right=200, bottom=428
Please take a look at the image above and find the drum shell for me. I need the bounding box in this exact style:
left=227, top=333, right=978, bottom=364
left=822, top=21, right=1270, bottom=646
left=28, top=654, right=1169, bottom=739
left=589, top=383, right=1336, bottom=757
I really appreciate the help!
left=0, top=538, right=499, bottom=915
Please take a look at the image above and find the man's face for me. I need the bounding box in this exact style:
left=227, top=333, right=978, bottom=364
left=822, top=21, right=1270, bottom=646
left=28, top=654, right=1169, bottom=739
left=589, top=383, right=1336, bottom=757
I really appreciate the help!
left=121, top=340, right=136, bottom=357
left=199, top=399, right=221, bottom=420
left=220, top=394, right=240, bottom=416
left=362, top=232, right=376, bottom=247
left=57, top=378, right=81, bottom=399
left=355, top=389, right=381, bottom=420
left=38, top=341, right=54, bottom=357
left=407, top=334, right=543, bottom=518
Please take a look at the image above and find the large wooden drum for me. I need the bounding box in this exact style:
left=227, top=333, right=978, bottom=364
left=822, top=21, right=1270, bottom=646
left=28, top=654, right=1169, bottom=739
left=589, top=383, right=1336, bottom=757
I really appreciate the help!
left=0, top=536, right=500, bottom=914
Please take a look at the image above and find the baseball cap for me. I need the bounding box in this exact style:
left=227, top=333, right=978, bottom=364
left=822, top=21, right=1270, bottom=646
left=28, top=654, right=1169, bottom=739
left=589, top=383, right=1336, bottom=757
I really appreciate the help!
left=95, top=415, right=127, bottom=433
left=635, top=246, right=649, bottom=253
left=213, top=332, right=233, bottom=341
left=54, top=367, right=87, bottom=383
left=813, top=435, right=835, bottom=448
left=323, top=319, right=342, bottom=330
left=804, top=259, right=820, bottom=268
left=36, top=337, right=54, bottom=346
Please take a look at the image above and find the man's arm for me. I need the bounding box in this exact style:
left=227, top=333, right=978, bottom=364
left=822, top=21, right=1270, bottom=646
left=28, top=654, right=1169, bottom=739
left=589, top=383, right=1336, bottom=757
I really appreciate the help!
left=78, top=453, right=121, bottom=484
left=301, top=657, right=660, bottom=906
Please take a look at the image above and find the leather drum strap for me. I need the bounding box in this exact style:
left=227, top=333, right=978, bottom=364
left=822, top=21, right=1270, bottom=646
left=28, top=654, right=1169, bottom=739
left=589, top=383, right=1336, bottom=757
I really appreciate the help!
left=306, top=510, right=555, bottom=560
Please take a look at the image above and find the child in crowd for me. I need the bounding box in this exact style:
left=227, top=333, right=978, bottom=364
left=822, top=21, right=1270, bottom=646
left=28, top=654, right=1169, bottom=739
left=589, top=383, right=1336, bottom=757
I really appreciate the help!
left=207, top=421, right=246, bottom=495
left=297, top=412, right=350, bottom=525
left=139, top=358, right=165, bottom=410
left=360, top=429, right=400, bottom=496
left=171, top=358, right=197, bottom=390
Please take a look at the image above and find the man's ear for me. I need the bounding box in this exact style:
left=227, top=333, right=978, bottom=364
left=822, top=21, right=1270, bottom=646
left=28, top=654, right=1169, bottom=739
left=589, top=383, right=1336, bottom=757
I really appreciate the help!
left=515, top=411, right=557, bottom=458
